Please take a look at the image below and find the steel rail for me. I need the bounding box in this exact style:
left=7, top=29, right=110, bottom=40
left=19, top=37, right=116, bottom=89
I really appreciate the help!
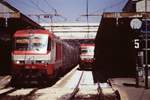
left=68, top=71, right=84, bottom=100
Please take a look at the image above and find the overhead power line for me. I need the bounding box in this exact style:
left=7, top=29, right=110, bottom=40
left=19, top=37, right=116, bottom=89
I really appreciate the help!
left=7, top=0, right=42, bottom=14
left=29, top=0, right=67, bottom=22
left=28, top=13, right=59, bottom=22
left=43, top=0, right=58, bottom=14
left=76, top=0, right=127, bottom=22
left=93, top=0, right=127, bottom=14
left=43, top=0, right=67, bottom=21
left=30, top=0, right=47, bottom=13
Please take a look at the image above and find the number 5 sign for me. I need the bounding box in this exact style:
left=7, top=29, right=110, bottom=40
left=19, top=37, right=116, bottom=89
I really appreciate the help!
left=134, top=39, right=140, bottom=49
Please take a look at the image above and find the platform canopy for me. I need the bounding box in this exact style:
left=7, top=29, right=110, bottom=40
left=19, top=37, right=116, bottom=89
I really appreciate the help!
left=0, top=1, right=43, bottom=36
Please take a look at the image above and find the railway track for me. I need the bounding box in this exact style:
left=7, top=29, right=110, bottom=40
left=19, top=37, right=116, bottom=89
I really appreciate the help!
left=0, top=75, right=38, bottom=100
left=69, top=71, right=84, bottom=99
left=0, top=86, right=39, bottom=100
left=68, top=71, right=121, bottom=100
left=0, top=68, right=121, bottom=100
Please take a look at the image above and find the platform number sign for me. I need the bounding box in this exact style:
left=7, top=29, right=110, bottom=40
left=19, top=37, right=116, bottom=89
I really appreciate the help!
left=134, top=39, right=140, bottom=49
left=130, top=18, right=142, bottom=49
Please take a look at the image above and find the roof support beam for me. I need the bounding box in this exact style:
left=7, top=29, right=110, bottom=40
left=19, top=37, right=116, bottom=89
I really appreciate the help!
left=103, top=12, right=150, bottom=18
left=0, top=12, right=20, bottom=18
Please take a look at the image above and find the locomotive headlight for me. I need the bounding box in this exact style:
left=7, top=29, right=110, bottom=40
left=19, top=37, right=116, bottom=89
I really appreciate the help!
left=80, top=56, right=84, bottom=60
left=44, top=60, right=49, bottom=64
left=81, top=57, right=87, bottom=60
left=16, top=61, right=20, bottom=64
left=15, top=60, right=24, bottom=64
left=35, top=60, right=49, bottom=64
left=41, top=61, right=45, bottom=64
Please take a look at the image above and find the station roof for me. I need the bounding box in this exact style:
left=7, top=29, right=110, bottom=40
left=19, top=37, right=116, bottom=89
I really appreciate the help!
left=102, top=12, right=150, bottom=18
left=0, top=1, right=43, bottom=35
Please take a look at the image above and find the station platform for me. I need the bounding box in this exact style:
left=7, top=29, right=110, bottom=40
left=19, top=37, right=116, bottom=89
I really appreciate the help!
left=0, top=67, right=150, bottom=100
left=109, top=78, right=150, bottom=100
left=37, top=66, right=150, bottom=100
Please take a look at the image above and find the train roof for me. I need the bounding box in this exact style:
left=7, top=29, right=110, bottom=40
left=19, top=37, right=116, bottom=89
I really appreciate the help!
left=80, top=44, right=95, bottom=46
left=14, top=29, right=53, bottom=37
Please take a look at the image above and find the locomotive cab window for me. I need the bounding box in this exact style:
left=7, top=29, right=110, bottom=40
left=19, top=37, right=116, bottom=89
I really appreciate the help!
left=81, top=49, right=87, bottom=54
left=14, top=37, right=29, bottom=50
left=14, top=34, right=49, bottom=53
left=81, top=46, right=94, bottom=54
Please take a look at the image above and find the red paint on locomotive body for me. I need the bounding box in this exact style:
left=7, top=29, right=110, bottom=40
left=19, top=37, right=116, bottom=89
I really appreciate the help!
left=11, top=29, right=79, bottom=84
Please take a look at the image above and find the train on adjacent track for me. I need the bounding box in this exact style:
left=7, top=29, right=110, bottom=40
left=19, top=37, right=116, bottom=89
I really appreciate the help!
left=79, top=43, right=95, bottom=70
left=11, top=29, right=79, bottom=85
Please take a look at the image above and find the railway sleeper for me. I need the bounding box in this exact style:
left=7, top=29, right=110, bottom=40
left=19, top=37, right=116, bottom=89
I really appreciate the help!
left=97, top=82, right=121, bottom=100
left=71, top=83, right=120, bottom=100
left=10, top=72, right=51, bottom=87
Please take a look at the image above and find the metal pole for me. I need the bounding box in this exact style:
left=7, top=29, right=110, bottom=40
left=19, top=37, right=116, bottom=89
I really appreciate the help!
left=86, top=0, right=89, bottom=38
left=37, top=15, right=40, bottom=23
left=86, top=0, right=88, bottom=23
left=50, top=16, right=53, bottom=32
left=145, top=0, right=148, bottom=89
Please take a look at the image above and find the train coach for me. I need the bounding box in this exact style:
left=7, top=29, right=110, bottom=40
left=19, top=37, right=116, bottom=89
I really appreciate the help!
left=11, top=29, right=79, bottom=85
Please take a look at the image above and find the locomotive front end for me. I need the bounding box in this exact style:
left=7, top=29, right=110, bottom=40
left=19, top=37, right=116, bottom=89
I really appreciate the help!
left=11, top=30, right=53, bottom=84
left=79, top=44, right=95, bottom=69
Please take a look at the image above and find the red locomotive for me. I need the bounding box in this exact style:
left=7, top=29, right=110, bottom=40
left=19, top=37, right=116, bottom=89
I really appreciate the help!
left=79, top=44, right=95, bottom=69
left=11, top=29, right=79, bottom=85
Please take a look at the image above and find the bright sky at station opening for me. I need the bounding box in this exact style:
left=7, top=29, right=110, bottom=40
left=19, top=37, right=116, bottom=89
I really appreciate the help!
left=5, top=0, right=128, bottom=23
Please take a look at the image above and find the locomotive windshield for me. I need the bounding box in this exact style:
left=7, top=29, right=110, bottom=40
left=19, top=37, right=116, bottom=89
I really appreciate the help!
left=81, top=49, right=87, bottom=53
left=14, top=34, right=49, bottom=53
left=81, top=46, right=94, bottom=55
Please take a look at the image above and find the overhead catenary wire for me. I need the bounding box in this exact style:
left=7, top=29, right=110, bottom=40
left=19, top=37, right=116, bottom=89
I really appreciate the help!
left=76, top=0, right=127, bottom=22
left=30, top=0, right=47, bottom=13
left=6, top=0, right=50, bottom=23
left=12, top=0, right=41, bottom=11
left=30, top=0, right=67, bottom=22
left=39, top=0, right=68, bottom=22
left=43, top=0, right=58, bottom=14
left=90, top=0, right=127, bottom=14
left=5, top=0, right=68, bottom=22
